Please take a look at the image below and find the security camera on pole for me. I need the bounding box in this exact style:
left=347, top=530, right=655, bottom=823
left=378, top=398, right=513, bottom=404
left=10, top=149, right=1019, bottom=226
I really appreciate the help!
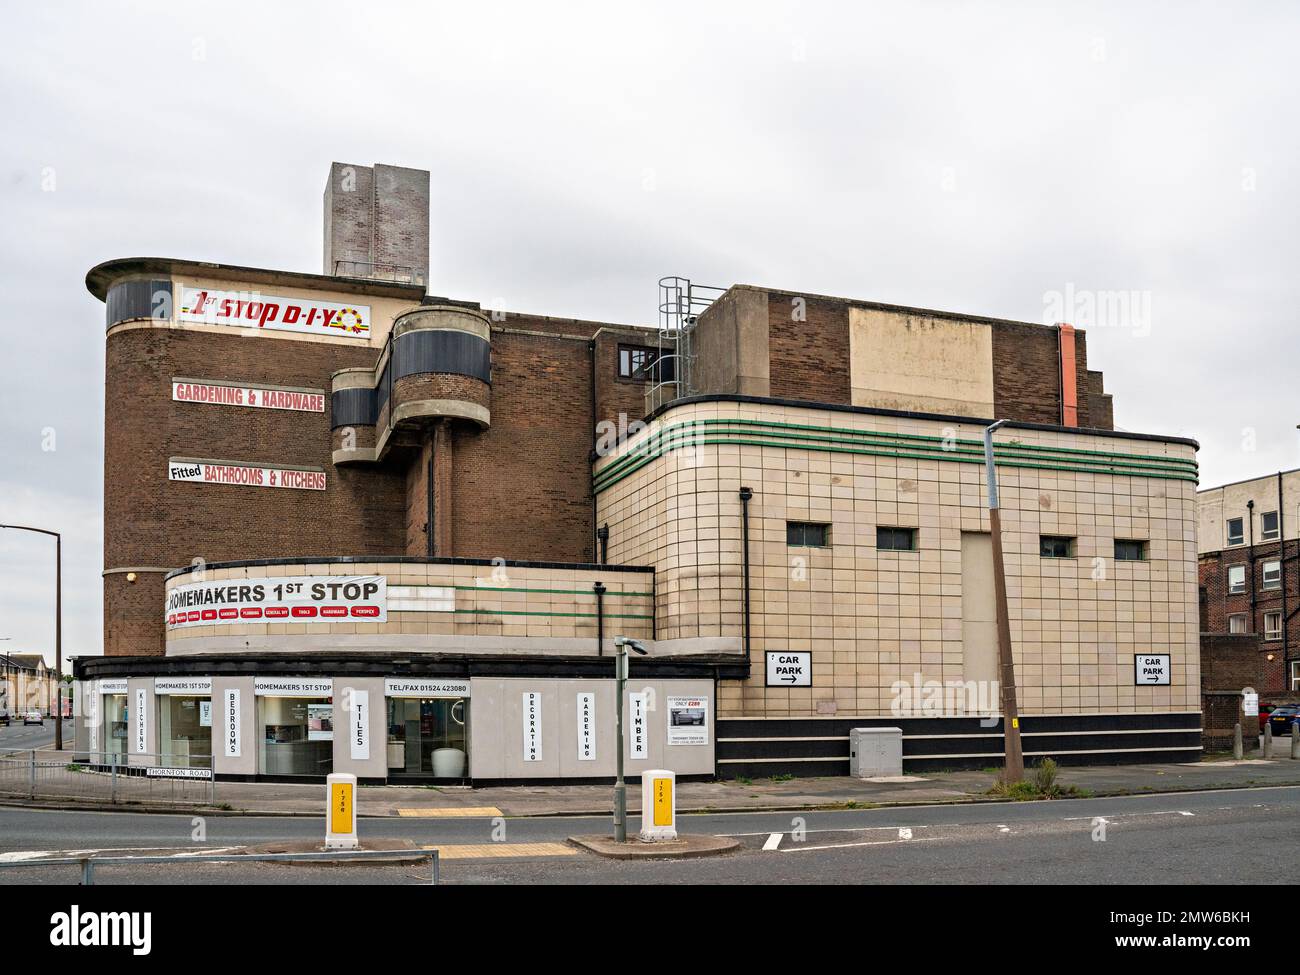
left=612, top=635, right=648, bottom=843
left=983, top=421, right=1025, bottom=784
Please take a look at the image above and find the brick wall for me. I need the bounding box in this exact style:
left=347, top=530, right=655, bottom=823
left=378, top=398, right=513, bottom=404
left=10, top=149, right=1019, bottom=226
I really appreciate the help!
left=991, top=320, right=1062, bottom=425
left=322, top=162, right=375, bottom=273
left=104, top=325, right=409, bottom=656
left=449, top=327, right=597, bottom=562
left=1199, top=542, right=1296, bottom=693
left=372, top=164, right=430, bottom=278
left=405, top=434, right=432, bottom=555
left=1201, top=632, right=1264, bottom=692
left=766, top=293, right=851, bottom=403
left=1200, top=632, right=1266, bottom=751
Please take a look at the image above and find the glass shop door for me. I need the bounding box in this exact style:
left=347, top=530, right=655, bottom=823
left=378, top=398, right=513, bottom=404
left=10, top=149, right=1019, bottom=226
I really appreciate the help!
left=387, top=698, right=469, bottom=779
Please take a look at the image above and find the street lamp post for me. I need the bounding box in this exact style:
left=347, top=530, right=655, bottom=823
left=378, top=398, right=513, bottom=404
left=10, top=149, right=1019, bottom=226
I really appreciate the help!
left=612, top=636, right=649, bottom=843
left=0, top=525, right=62, bottom=750
left=982, top=422, right=1024, bottom=784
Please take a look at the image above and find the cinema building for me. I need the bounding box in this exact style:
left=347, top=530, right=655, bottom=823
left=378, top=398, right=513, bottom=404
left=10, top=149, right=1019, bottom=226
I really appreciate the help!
left=72, top=162, right=1203, bottom=782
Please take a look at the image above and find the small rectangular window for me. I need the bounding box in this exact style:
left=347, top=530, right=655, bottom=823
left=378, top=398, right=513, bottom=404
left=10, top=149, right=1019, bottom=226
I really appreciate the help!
left=1290, top=661, right=1300, bottom=692
left=1114, top=539, right=1147, bottom=561
left=1040, top=536, right=1075, bottom=559
left=786, top=522, right=830, bottom=547
left=1228, top=613, right=1247, bottom=634
left=1263, top=559, right=1282, bottom=590
left=617, top=344, right=675, bottom=383
left=1264, top=611, right=1282, bottom=641
left=1227, top=565, right=1246, bottom=594
left=876, top=527, right=917, bottom=551
left=1227, top=517, right=1244, bottom=546
left=1261, top=511, right=1280, bottom=541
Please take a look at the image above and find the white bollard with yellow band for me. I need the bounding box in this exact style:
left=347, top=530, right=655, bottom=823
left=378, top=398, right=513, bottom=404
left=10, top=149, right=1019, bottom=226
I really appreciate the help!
left=639, top=769, right=677, bottom=842
left=326, top=772, right=359, bottom=849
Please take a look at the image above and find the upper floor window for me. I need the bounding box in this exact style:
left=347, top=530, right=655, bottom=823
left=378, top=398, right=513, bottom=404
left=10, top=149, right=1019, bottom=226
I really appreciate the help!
left=877, top=527, right=917, bottom=552
left=1227, top=564, right=1246, bottom=594
left=787, top=522, right=830, bottom=547
left=1262, top=559, right=1282, bottom=590
left=1264, top=611, right=1282, bottom=641
left=618, top=344, right=675, bottom=383
left=1261, top=510, right=1280, bottom=541
left=1040, top=536, right=1075, bottom=559
left=1226, top=517, right=1244, bottom=546
left=1114, top=539, right=1147, bottom=562
left=1228, top=613, right=1247, bottom=634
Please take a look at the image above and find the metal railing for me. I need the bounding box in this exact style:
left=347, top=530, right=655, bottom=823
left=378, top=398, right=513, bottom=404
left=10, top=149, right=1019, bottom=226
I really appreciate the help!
left=0, top=749, right=216, bottom=807
left=650, top=276, right=724, bottom=413
left=0, top=847, right=439, bottom=885
left=331, top=260, right=426, bottom=287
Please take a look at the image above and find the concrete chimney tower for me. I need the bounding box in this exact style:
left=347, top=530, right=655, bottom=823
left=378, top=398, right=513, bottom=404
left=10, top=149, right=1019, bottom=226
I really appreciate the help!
left=323, top=162, right=429, bottom=288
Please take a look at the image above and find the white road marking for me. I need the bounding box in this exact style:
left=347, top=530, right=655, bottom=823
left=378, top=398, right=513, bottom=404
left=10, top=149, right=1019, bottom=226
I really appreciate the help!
left=723, top=824, right=922, bottom=838
left=762, top=832, right=783, bottom=851
left=1062, top=810, right=1190, bottom=822
left=784, top=836, right=941, bottom=853
left=898, top=827, right=912, bottom=840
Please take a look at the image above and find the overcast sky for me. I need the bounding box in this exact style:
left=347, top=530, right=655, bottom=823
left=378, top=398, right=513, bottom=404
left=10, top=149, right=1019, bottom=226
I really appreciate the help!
left=2, top=1, right=1298, bottom=665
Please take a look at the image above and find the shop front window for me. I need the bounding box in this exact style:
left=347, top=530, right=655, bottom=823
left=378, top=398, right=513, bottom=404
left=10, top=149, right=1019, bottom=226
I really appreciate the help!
left=103, top=694, right=128, bottom=764
left=259, top=697, right=334, bottom=776
left=387, top=698, right=469, bottom=778
left=158, top=695, right=212, bottom=768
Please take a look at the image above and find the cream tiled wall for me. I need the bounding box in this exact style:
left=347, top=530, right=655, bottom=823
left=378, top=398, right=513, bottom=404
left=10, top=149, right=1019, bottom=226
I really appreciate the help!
left=595, top=401, right=1201, bottom=720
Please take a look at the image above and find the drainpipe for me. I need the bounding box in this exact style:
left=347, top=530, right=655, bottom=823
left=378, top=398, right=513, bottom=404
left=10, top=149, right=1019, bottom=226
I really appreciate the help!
left=739, top=487, right=753, bottom=660
left=1248, top=499, right=1257, bottom=628
left=589, top=338, right=600, bottom=562
left=426, top=432, right=435, bottom=558
left=1057, top=323, right=1079, bottom=427
left=1279, top=472, right=1289, bottom=681
left=593, top=581, right=606, bottom=658
left=597, top=524, right=609, bottom=565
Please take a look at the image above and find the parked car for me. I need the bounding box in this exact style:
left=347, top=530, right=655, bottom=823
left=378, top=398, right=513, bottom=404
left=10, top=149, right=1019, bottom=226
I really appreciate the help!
left=0, top=709, right=10, bottom=727
left=1258, top=703, right=1278, bottom=733
left=1266, top=705, right=1299, bottom=738
left=22, top=710, right=43, bottom=726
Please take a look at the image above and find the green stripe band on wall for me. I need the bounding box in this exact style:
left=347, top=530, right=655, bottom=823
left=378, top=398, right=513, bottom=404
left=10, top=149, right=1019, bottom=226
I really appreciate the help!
left=593, top=418, right=1197, bottom=494
left=451, top=585, right=653, bottom=597
left=453, top=608, right=654, bottom=620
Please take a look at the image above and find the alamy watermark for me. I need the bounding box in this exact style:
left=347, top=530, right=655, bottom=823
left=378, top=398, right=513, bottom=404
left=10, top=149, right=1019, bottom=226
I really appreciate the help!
left=1042, top=283, right=1152, bottom=338
left=890, top=673, right=1001, bottom=727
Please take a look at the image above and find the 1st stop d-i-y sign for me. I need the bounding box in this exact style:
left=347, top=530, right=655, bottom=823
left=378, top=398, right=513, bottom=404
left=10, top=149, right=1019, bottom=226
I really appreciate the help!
left=766, top=651, right=811, bottom=687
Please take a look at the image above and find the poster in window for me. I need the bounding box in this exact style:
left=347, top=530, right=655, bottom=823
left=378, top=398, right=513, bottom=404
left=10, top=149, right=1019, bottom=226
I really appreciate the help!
left=307, top=703, right=334, bottom=741
left=667, top=696, right=709, bottom=746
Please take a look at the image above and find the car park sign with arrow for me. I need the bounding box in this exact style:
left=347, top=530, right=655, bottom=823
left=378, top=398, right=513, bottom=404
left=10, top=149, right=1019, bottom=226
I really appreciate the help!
left=766, top=651, right=811, bottom=687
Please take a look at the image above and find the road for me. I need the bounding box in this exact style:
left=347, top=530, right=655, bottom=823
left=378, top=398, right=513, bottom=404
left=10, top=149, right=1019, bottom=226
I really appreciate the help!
left=0, top=784, right=1295, bottom=884
left=0, top=718, right=71, bottom=752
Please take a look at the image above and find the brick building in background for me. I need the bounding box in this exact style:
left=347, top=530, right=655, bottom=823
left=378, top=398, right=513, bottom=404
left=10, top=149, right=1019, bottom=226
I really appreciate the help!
left=1197, top=469, right=1300, bottom=695
left=73, top=162, right=1201, bottom=783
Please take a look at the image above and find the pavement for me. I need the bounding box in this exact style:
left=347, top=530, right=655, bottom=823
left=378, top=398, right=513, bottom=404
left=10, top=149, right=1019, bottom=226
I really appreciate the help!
left=5, top=743, right=1300, bottom=817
